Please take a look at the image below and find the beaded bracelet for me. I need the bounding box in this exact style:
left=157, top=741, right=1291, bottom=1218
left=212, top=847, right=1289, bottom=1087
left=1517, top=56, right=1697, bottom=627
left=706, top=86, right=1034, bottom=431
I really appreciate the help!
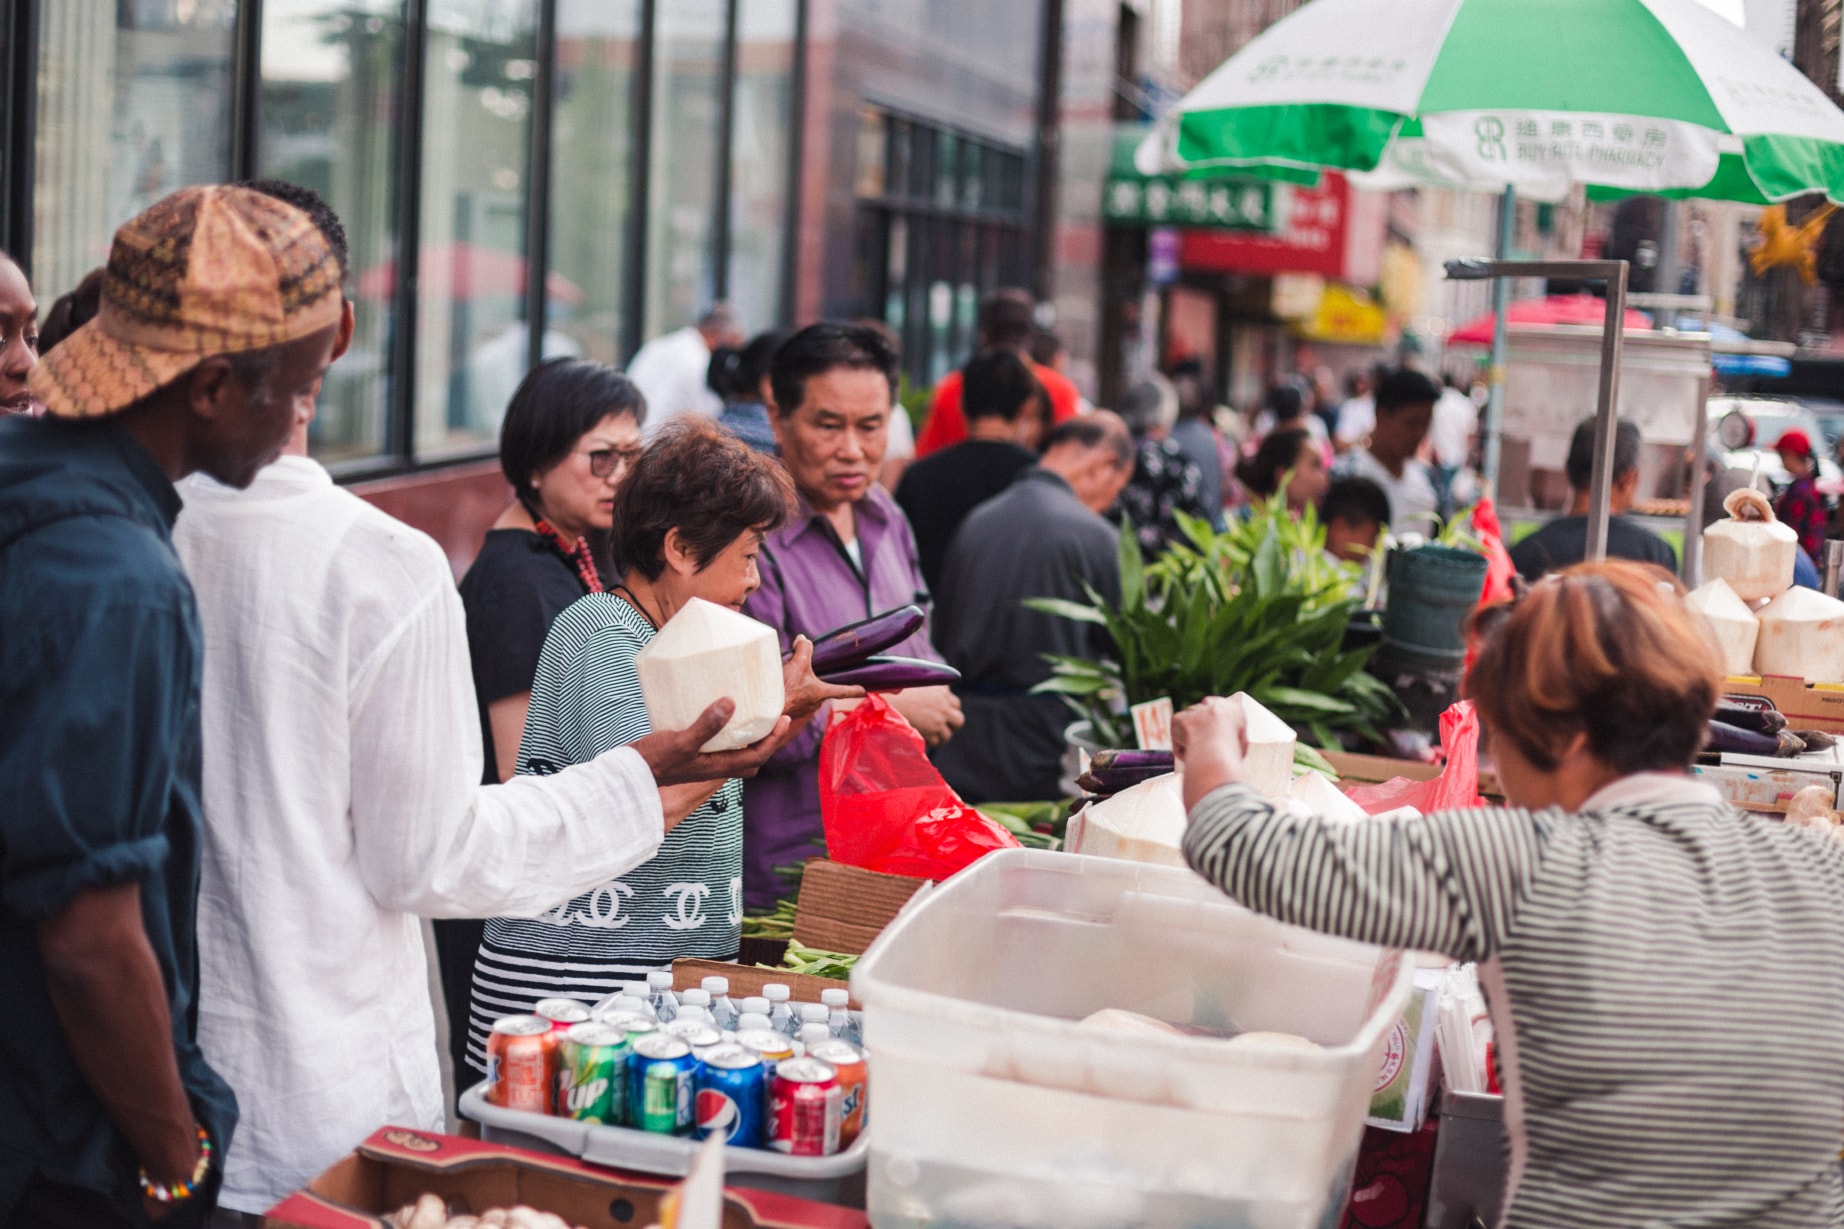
left=138, top=1126, right=212, bottom=1204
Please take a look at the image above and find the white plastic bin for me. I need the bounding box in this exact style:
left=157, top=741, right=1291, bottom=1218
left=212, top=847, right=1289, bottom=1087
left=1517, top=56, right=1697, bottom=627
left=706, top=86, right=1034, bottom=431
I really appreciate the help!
left=850, top=848, right=1413, bottom=1229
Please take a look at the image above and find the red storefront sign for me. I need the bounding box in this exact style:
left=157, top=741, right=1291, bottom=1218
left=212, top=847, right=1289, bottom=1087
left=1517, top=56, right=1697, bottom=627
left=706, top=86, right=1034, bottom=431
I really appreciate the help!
left=1179, top=171, right=1352, bottom=279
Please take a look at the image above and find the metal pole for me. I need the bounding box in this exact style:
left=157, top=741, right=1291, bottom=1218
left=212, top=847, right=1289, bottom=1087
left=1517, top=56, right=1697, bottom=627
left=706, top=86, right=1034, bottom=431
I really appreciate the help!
left=1683, top=371, right=1709, bottom=584
left=1482, top=186, right=1515, bottom=498
left=1584, top=262, right=1630, bottom=562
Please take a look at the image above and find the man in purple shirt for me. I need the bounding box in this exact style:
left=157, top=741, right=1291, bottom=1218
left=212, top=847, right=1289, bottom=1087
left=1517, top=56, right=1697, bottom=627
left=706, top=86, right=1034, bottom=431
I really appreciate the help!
left=743, top=323, right=964, bottom=906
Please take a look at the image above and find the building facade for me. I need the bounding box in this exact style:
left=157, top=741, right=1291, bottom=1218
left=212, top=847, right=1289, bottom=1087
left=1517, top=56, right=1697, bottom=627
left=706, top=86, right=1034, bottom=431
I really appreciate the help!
left=1, top=0, right=1125, bottom=565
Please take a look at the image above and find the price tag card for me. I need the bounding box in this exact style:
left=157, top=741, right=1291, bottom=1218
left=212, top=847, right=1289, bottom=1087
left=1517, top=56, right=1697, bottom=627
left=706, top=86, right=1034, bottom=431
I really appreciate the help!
left=1131, top=697, right=1174, bottom=751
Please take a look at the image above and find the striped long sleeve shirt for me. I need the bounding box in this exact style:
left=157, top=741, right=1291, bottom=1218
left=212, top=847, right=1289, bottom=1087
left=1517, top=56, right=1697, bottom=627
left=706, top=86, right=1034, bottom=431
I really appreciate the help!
left=1184, top=776, right=1844, bottom=1229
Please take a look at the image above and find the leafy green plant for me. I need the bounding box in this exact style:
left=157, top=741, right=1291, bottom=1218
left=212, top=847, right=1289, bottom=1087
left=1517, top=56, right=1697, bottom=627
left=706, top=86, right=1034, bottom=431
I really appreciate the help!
left=1026, top=492, right=1396, bottom=752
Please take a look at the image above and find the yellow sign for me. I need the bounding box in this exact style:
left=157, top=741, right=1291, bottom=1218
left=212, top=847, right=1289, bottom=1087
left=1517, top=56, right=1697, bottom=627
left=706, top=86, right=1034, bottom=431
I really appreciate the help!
left=1294, top=283, right=1389, bottom=346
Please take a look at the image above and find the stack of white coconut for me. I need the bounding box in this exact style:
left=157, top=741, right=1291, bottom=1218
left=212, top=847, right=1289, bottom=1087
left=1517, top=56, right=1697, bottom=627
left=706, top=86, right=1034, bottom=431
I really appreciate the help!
left=1074, top=693, right=1374, bottom=869
left=1687, top=489, right=1844, bottom=683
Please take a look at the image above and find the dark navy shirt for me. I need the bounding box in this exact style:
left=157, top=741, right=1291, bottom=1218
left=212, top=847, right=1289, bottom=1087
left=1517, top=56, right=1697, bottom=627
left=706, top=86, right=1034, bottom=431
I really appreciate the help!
left=0, top=414, right=237, bottom=1215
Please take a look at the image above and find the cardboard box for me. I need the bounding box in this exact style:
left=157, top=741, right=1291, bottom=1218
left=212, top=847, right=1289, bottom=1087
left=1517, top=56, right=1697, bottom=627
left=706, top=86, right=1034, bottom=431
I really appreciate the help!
left=671, top=959, right=854, bottom=1009
left=1725, top=674, right=1844, bottom=734
left=1692, top=758, right=1844, bottom=814
left=1320, top=752, right=1503, bottom=804
left=791, top=859, right=928, bottom=956
left=263, top=1128, right=867, bottom=1229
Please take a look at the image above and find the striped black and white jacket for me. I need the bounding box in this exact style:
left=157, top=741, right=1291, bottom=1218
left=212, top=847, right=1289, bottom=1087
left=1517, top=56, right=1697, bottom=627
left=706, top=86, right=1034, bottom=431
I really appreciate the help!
left=1185, top=774, right=1844, bottom=1229
left=466, top=594, right=743, bottom=1070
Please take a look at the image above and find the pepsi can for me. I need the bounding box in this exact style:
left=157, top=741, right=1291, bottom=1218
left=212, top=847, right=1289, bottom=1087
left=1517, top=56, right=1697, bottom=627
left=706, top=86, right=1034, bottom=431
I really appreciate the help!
left=628, top=1034, right=697, bottom=1134
left=694, top=1044, right=767, bottom=1147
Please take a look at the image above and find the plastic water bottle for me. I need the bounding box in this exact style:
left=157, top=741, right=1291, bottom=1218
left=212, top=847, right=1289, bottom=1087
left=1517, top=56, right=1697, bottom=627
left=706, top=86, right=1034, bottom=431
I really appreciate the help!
left=646, top=970, right=679, bottom=1024
left=702, top=976, right=740, bottom=1032
left=799, top=1003, right=829, bottom=1032
left=798, top=1022, right=831, bottom=1050
left=821, top=988, right=858, bottom=1044
left=676, top=987, right=715, bottom=1026
left=739, top=996, right=770, bottom=1020
left=736, top=1011, right=773, bottom=1033
left=762, top=983, right=796, bottom=1036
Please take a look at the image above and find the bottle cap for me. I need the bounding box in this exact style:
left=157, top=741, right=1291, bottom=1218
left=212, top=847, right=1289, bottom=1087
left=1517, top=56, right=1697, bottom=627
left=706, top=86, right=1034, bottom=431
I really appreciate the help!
left=741, top=997, right=770, bottom=1015
left=798, top=1023, right=830, bottom=1047
left=800, top=1003, right=828, bottom=1022
left=681, top=989, right=710, bottom=1007
left=647, top=971, right=675, bottom=990
left=763, top=983, right=791, bottom=1002
left=737, top=1012, right=772, bottom=1031
left=702, top=976, right=729, bottom=996
left=821, top=988, right=849, bottom=1007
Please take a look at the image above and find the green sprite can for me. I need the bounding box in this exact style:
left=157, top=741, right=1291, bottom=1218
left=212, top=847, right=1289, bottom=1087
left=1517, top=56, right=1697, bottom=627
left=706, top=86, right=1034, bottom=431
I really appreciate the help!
left=559, top=1021, right=630, bottom=1125
left=628, top=1034, right=697, bottom=1135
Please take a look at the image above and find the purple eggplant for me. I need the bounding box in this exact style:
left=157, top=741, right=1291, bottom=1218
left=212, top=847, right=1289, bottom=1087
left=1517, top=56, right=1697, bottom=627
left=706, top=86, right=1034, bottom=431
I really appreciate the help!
left=808, top=605, right=925, bottom=674
left=1713, top=700, right=1786, bottom=736
left=1081, top=763, right=1173, bottom=794
left=819, top=654, right=960, bottom=690
left=1706, top=720, right=1803, bottom=757
left=1091, top=749, right=1176, bottom=773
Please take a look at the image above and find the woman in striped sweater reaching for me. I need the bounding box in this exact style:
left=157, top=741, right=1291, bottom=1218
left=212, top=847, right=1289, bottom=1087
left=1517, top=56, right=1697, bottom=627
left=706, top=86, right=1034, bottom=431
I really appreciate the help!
left=1177, top=561, right=1844, bottom=1229
left=466, top=419, right=861, bottom=1073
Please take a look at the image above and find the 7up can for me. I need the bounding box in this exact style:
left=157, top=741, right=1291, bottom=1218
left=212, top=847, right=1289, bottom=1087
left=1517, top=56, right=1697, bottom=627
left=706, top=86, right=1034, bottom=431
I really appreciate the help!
left=628, top=1034, right=697, bottom=1135
left=559, top=1022, right=629, bottom=1124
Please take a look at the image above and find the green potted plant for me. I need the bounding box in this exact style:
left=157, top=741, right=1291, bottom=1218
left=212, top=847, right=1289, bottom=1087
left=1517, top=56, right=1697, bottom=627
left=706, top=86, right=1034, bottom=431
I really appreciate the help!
left=1028, top=493, right=1396, bottom=769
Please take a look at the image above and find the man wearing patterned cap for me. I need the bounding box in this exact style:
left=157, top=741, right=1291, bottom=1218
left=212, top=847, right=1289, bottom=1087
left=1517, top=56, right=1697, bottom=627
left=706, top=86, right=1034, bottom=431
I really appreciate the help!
left=0, top=185, right=344, bottom=1226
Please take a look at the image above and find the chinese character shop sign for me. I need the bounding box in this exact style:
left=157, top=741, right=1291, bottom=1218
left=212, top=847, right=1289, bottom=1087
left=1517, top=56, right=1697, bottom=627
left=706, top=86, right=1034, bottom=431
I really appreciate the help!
left=1177, top=171, right=1352, bottom=279
left=1103, top=172, right=1277, bottom=231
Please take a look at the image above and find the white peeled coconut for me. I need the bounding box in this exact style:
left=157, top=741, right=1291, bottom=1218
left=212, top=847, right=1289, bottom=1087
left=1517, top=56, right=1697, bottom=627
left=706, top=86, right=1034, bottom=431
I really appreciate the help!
left=1226, top=692, right=1296, bottom=798
left=1076, top=772, right=1187, bottom=867
left=1287, top=770, right=1368, bottom=823
left=1078, top=1008, right=1185, bottom=1037
left=1754, top=585, right=1844, bottom=683
left=634, top=597, right=785, bottom=751
left=1685, top=577, right=1761, bottom=677
left=1704, top=488, right=1798, bottom=601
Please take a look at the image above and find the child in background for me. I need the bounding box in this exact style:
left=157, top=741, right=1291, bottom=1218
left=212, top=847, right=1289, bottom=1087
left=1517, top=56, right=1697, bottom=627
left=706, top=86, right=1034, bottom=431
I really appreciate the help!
left=1773, top=429, right=1827, bottom=568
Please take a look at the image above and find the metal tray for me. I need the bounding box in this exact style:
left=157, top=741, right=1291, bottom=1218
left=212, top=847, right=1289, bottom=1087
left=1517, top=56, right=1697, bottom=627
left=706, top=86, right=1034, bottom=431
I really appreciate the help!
left=457, top=1083, right=868, bottom=1180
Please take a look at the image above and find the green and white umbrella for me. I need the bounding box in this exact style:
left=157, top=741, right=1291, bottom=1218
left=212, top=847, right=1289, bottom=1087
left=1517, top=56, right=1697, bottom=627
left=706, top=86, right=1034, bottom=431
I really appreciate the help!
left=1139, top=0, right=1844, bottom=205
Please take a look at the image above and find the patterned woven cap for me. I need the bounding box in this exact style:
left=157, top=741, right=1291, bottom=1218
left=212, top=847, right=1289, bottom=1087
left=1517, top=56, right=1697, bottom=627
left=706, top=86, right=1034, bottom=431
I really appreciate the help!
left=30, top=184, right=343, bottom=418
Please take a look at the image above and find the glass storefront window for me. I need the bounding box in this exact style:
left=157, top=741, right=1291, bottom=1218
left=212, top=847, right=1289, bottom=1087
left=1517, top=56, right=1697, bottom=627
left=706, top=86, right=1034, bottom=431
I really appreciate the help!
left=33, top=0, right=238, bottom=306
left=727, top=0, right=796, bottom=340
left=642, top=0, right=724, bottom=344
left=549, top=0, right=642, bottom=368
left=414, top=0, right=541, bottom=459
left=260, top=0, right=406, bottom=467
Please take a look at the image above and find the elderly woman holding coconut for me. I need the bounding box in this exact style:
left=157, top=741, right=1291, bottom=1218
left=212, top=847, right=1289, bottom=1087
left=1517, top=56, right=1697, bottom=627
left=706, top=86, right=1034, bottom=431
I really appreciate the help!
left=1176, top=560, right=1844, bottom=1229
left=463, top=420, right=860, bottom=1073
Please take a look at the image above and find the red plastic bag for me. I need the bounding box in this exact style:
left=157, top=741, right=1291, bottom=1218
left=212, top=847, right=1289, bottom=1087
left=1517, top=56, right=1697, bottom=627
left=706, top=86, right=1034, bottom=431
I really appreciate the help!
left=819, top=694, right=1020, bottom=879
left=1463, top=496, right=1517, bottom=677
left=1345, top=701, right=1487, bottom=815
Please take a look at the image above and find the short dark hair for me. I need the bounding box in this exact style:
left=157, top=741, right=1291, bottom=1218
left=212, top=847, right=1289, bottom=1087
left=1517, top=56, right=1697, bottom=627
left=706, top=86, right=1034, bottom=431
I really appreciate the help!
left=1565, top=417, right=1642, bottom=490
left=500, top=358, right=646, bottom=508
left=978, top=288, right=1036, bottom=349
left=769, top=321, right=900, bottom=416
left=1375, top=368, right=1441, bottom=414
left=241, top=178, right=349, bottom=281
left=1239, top=428, right=1313, bottom=497
left=611, top=418, right=795, bottom=580
left=39, top=267, right=103, bottom=355
left=1045, top=415, right=1133, bottom=468
left=1322, top=476, right=1392, bottom=530
left=963, top=348, right=1040, bottom=424
left=708, top=327, right=793, bottom=401
left=1263, top=383, right=1305, bottom=422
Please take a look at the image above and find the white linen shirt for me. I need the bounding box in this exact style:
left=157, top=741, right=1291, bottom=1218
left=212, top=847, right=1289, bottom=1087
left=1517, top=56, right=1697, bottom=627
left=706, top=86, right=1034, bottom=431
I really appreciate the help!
left=173, top=456, right=666, bottom=1212
left=628, top=325, right=722, bottom=438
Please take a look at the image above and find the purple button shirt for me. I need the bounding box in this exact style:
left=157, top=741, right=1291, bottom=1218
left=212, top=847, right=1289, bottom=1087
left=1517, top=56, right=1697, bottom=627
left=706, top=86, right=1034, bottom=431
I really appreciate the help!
left=741, top=484, right=942, bottom=907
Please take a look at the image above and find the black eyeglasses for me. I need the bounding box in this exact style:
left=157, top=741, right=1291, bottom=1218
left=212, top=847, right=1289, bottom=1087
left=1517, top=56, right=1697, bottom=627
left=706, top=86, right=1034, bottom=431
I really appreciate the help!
left=583, top=444, right=643, bottom=478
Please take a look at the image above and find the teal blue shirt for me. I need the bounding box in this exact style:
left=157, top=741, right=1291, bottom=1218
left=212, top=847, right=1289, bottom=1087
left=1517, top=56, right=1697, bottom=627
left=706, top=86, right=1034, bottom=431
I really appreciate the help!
left=0, top=414, right=236, bottom=1214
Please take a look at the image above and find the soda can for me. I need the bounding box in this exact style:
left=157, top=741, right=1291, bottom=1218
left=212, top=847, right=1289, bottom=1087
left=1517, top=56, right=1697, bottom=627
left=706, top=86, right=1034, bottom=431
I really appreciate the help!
left=600, top=1013, right=659, bottom=1047
left=735, top=1028, right=795, bottom=1082
left=533, top=997, right=592, bottom=1032
left=485, top=1015, right=558, bottom=1114
left=559, top=1021, right=630, bottom=1125
left=694, top=1044, right=767, bottom=1148
left=662, top=1019, right=725, bottom=1053
left=808, top=1039, right=867, bottom=1146
left=768, top=1056, right=842, bottom=1156
left=628, top=1034, right=697, bottom=1135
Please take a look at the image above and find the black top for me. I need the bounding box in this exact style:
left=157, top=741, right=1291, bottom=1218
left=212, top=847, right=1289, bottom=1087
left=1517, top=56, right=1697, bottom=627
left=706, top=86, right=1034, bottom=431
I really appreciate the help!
left=894, top=438, right=1038, bottom=593
left=0, top=415, right=237, bottom=1216
left=458, top=528, right=592, bottom=783
left=930, top=467, right=1122, bottom=803
left=1509, top=513, right=1679, bottom=581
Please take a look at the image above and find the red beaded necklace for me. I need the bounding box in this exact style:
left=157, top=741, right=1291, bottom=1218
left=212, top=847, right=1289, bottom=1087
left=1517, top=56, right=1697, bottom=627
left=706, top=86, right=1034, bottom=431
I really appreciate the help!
left=531, top=517, right=605, bottom=595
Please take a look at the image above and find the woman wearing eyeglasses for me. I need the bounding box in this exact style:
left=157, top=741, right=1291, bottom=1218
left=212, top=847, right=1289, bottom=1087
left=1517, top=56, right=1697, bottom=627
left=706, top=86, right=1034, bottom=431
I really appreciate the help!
left=438, top=358, right=644, bottom=1081
left=1175, top=561, right=1844, bottom=1229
